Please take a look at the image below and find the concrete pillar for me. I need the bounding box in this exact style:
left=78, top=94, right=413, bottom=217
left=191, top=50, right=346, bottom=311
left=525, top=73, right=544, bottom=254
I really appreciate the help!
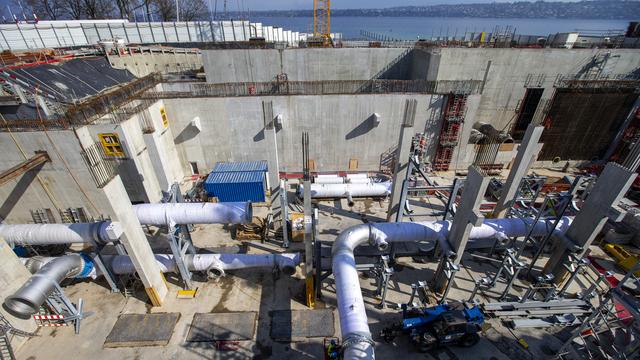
left=0, top=239, right=38, bottom=349
left=262, top=101, right=280, bottom=210
left=387, top=99, right=417, bottom=221
left=543, top=162, right=637, bottom=281
left=143, top=103, right=185, bottom=190
left=101, top=176, right=169, bottom=306
left=119, top=117, right=163, bottom=203
left=492, top=124, right=544, bottom=218
left=435, top=166, right=488, bottom=291
left=74, top=127, right=168, bottom=306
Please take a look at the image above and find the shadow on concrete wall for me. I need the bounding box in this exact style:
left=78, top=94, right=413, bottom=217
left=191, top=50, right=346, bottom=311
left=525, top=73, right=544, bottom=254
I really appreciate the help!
left=175, top=124, right=200, bottom=144
left=345, top=113, right=379, bottom=140
left=0, top=164, right=44, bottom=220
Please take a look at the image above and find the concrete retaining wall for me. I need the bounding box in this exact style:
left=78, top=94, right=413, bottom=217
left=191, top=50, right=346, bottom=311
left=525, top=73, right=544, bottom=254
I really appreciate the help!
left=426, top=48, right=640, bottom=130
left=164, top=94, right=443, bottom=173
left=203, top=48, right=412, bottom=83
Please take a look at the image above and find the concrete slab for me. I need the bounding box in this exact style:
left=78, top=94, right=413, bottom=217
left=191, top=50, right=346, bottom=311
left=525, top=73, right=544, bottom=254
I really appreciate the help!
left=186, top=312, right=257, bottom=342
left=270, top=309, right=335, bottom=340
left=104, top=313, right=180, bottom=348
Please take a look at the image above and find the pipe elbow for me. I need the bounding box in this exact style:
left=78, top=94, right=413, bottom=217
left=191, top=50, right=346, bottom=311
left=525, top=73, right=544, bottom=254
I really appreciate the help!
left=206, top=265, right=226, bottom=279
left=276, top=254, right=301, bottom=276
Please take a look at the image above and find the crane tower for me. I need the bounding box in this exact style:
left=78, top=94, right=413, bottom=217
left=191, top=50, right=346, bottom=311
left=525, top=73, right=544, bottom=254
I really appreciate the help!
left=312, top=0, right=331, bottom=47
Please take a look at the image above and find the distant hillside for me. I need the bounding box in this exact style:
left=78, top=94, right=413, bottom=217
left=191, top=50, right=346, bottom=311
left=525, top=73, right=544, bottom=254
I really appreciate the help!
left=251, top=1, right=640, bottom=20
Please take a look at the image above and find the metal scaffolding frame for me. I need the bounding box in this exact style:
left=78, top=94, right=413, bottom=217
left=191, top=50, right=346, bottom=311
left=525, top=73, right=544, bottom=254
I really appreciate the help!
left=162, top=182, right=197, bottom=290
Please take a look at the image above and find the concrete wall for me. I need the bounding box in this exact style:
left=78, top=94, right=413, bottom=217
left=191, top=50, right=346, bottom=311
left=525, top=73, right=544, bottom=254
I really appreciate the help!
left=202, top=48, right=410, bottom=83
left=0, top=103, right=186, bottom=223
left=87, top=117, right=163, bottom=203
left=0, top=130, right=115, bottom=224
left=164, top=94, right=443, bottom=173
left=144, top=100, right=186, bottom=189
left=108, top=50, right=203, bottom=77
left=425, top=48, right=640, bottom=130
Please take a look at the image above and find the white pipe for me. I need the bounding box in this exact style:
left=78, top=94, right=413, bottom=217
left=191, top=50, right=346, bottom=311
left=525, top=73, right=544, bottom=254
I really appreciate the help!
left=299, top=182, right=391, bottom=199
left=348, top=178, right=373, bottom=184
left=0, top=222, right=123, bottom=246
left=315, top=175, right=345, bottom=184
left=332, top=217, right=573, bottom=360
left=22, top=253, right=301, bottom=279
left=105, top=253, right=300, bottom=278
left=133, top=202, right=252, bottom=226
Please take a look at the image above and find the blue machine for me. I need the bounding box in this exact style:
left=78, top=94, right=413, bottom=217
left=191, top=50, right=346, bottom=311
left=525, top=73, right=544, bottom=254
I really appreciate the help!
left=382, top=301, right=485, bottom=353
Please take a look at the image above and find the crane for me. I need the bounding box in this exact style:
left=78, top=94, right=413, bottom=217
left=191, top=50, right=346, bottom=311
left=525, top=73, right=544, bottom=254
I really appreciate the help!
left=311, top=0, right=331, bottom=47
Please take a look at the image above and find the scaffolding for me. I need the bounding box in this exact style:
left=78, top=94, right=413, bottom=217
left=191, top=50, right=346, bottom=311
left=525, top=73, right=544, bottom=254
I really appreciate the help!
left=433, top=94, right=468, bottom=171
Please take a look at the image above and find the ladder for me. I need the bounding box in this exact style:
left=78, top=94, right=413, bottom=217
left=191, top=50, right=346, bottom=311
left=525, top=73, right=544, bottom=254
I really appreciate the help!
left=0, top=334, right=14, bottom=360
left=0, top=314, right=37, bottom=360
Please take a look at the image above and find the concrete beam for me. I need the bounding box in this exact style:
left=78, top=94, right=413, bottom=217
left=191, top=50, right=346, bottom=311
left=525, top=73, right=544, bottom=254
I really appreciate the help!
left=493, top=124, right=544, bottom=218
left=435, top=165, right=489, bottom=292
left=262, top=101, right=281, bottom=210
left=544, top=162, right=636, bottom=281
left=449, top=166, right=490, bottom=265
left=387, top=99, right=417, bottom=221
left=102, top=176, right=169, bottom=306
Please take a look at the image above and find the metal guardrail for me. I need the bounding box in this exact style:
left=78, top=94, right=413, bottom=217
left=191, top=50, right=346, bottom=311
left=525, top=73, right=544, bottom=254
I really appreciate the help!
left=81, top=142, right=119, bottom=189
left=140, top=79, right=484, bottom=99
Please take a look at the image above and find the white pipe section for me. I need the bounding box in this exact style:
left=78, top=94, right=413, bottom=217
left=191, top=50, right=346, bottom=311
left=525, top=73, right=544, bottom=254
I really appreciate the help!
left=315, top=175, right=345, bottom=184
left=348, top=178, right=373, bottom=184
left=0, top=222, right=123, bottom=246
left=133, top=202, right=252, bottom=226
left=332, top=217, right=573, bottom=360
left=104, top=253, right=301, bottom=278
left=22, top=253, right=301, bottom=279
left=299, top=182, right=392, bottom=199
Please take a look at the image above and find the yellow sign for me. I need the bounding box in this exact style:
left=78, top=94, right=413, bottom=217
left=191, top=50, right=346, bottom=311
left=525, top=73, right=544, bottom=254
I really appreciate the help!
left=98, top=133, right=125, bottom=158
left=160, top=106, right=169, bottom=129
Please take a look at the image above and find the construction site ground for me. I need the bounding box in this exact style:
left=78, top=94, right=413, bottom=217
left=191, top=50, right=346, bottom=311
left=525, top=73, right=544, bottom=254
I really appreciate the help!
left=15, top=172, right=633, bottom=360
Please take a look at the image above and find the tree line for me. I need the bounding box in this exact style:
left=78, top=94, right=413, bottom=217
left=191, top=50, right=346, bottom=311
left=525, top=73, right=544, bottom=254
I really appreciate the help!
left=7, top=0, right=214, bottom=22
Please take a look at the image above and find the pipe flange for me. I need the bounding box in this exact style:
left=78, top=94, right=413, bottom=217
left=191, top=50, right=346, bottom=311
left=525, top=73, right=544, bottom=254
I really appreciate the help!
left=206, top=266, right=225, bottom=279
left=341, top=332, right=375, bottom=351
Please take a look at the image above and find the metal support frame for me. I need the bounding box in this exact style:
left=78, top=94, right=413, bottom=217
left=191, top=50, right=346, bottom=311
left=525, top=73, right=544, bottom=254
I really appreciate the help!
left=433, top=257, right=460, bottom=304
left=280, top=178, right=289, bottom=248
left=162, top=182, right=197, bottom=290
left=555, top=262, right=640, bottom=360
left=487, top=248, right=526, bottom=301
left=374, top=255, right=394, bottom=308
left=520, top=274, right=558, bottom=302
left=42, top=283, right=86, bottom=334
left=558, top=254, right=590, bottom=297
left=407, top=281, right=432, bottom=307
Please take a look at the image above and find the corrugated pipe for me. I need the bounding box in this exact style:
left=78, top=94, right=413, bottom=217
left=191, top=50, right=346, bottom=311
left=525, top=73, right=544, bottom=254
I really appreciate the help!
left=7, top=252, right=300, bottom=318
left=299, top=182, right=392, bottom=199
left=0, top=221, right=123, bottom=246
left=4, top=254, right=93, bottom=319
left=133, top=202, right=252, bottom=226
left=333, top=217, right=573, bottom=360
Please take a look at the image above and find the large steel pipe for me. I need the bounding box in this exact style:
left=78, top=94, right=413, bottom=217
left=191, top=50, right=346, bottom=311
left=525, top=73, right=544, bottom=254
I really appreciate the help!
left=133, top=202, right=252, bottom=226
left=104, top=253, right=301, bottom=279
left=4, top=254, right=92, bottom=319
left=299, top=182, right=392, bottom=199
left=9, top=252, right=300, bottom=318
left=0, top=222, right=122, bottom=246
left=332, top=217, right=573, bottom=360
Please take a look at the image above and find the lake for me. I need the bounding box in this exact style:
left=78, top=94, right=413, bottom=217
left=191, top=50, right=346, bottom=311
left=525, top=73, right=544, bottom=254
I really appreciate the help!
left=251, top=16, right=633, bottom=39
